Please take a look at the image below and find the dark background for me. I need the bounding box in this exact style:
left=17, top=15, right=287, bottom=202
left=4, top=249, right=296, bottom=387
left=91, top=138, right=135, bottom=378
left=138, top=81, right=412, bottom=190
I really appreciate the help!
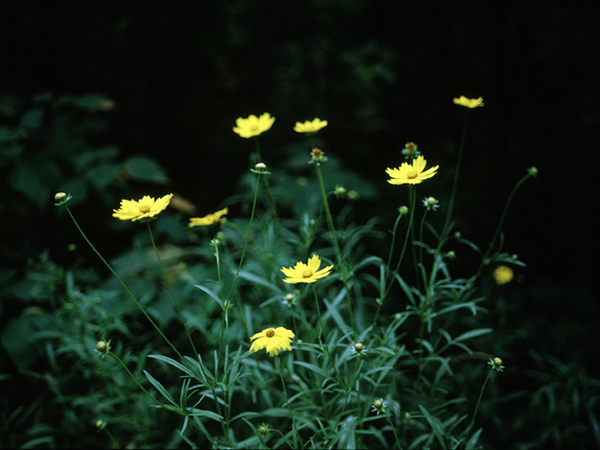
left=1, top=0, right=598, bottom=400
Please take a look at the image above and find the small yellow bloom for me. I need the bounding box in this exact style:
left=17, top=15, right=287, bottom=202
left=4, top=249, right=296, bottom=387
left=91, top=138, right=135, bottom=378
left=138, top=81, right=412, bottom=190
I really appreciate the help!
left=493, top=265, right=514, bottom=285
left=188, top=207, right=228, bottom=227
left=281, top=254, right=333, bottom=284
left=112, top=194, right=173, bottom=222
left=386, top=155, right=439, bottom=185
left=233, top=113, right=275, bottom=138
left=249, top=326, right=295, bottom=356
left=293, top=118, right=328, bottom=133
left=453, top=96, right=485, bottom=108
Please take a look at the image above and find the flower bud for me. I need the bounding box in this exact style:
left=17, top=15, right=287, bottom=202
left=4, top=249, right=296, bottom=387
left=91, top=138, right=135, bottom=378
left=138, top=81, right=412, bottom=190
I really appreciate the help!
left=309, top=148, right=327, bottom=164
left=399, top=206, right=409, bottom=215
left=354, top=342, right=364, bottom=353
left=528, top=166, right=538, bottom=177
left=54, top=192, right=72, bottom=206
left=251, top=162, right=270, bottom=175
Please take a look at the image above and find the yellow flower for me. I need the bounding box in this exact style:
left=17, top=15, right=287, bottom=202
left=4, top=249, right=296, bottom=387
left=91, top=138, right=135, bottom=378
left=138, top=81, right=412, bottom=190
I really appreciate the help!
left=293, top=118, right=328, bottom=133
left=249, top=327, right=295, bottom=356
left=112, top=194, right=173, bottom=222
left=281, top=254, right=333, bottom=284
left=386, top=155, right=439, bottom=185
left=233, top=113, right=275, bottom=138
left=453, top=96, right=485, bottom=108
left=188, top=207, right=228, bottom=227
left=493, top=265, right=514, bottom=285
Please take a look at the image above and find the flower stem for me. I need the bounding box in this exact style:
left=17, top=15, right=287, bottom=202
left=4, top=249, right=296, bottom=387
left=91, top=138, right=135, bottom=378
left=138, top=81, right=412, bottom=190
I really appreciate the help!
left=478, top=171, right=534, bottom=273
left=108, top=351, right=160, bottom=404
left=440, top=110, right=470, bottom=247
left=464, top=368, right=493, bottom=445
left=65, top=206, right=182, bottom=359
left=146, top=222, right=198, bottom=357
left=383, top=185, right=416, bottom=301
left=276, top=357, right=301, bottom=448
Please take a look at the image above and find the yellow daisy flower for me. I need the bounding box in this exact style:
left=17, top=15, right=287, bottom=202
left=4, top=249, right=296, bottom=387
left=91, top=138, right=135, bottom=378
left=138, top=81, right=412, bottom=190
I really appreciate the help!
left=385, top=155, right=439, bottom=185
left=112, top=194, right=173, bottom=222
left=233, top=113, right=275, bottom=138
left=249, top=327, right=295, bottom=356
left=293, top=118, right=328, bottom=133
left=281, top=254, right=333, bottom=284
left=453, top=96, right=485, bottom=108
left=188, top=207, right=228, bottom=227
left=493, top=265, right=514, bottom=285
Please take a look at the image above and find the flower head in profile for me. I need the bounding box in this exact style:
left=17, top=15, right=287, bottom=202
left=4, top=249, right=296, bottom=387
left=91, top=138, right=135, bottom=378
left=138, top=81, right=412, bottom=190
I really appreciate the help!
left=249, top=327, right=295, bottom=356
left=189, top=207, right=228, bottom=227
left=293, top=118, right=328, bottom=133
left=493, top=265, right=514, bottom=285
left=386, top=155, right=439, bottom=185
left=233, top=113, right=275, bottom=138
left=112, top=194, right=173, bottom=222
left=281, top=254, right=333, bottom=284
left=453, top=96, right=485, bottom=109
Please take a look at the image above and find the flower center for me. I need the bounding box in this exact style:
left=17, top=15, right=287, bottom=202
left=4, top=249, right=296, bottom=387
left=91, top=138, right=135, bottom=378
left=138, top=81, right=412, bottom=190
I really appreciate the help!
left=407, top=169, right=418, bottom=179
left=302, top=269, right=313, bottom=278
left=139, top=204, right=151, bottom=213
left=250, top=125, right=259, bottom=131
left=266, top=329, right=275, bottom=338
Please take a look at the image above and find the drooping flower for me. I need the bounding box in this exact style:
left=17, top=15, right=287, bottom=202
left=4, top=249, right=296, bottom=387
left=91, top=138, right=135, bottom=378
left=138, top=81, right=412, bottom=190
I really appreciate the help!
left=386, top=155, right=439, bottom=185
left=493, top=265, right=514, bottom=285
left=188, top=207, right=228, bottom=227
left=233, top=113, right=275, bottom=138
left=293, top=118, right=328, bottom=133
left=453, top=96, right=485, bottom=108
left=249, top=327, right=295, bottom=356
left=112, top=194, right=174, bottom=222
left=281, top=254, right=333, bottom=284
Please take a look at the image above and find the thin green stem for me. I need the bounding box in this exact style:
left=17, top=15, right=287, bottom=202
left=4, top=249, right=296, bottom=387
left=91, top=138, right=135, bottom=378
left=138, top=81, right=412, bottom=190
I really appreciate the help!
left=440, top=110, right=470, bottom=247
left=478, top=172, right=534, bottom=274
left=276, top=357, right=301, bottom=448
left=65, top=206, right=182, bottom=359
left=464, top=368, right=493, bottom=445
left=147, top=222, right=198, bottom=357
left=385, top=410, right=402, bottom=449
left=383, top=186, right=416, bottom=301
left=109, top=351, right=159, bottom=403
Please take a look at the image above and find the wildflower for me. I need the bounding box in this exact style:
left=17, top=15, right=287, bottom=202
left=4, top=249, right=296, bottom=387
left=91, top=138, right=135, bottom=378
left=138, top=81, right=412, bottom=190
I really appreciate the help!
left=54, top=192, right=72, bottom=206
left=112, top=194, right=174, bottom=222
left=251, top=162, right=270, bottom=174
left=233, top=113, right=275, bottom=138
left=493, top=265, right=513, bottom=285
left=422, top=196, right=439, bottom=211
left=371, top=398, right=387, bottom=415
left=352, top=342, right=367, bottom=355
left=488, top=356, right=505, bottom=372
left=294, top=118, right=328, bottom=133
left=334, top=184, right=347, bottom=198
left=189, top=207, right=228, bottom=227
left=309, top=147, right=327, bottom=164
left=401, top=141, right=421, bottom=159
left=283, top=292, right=295, bottom=307
left=386, top=155, right=439, bottom=185
left=281, top=254, right=333, bottom=284
left=453, top=96, right=485, bottom=108
left=249, top=327, right=295, bottom=356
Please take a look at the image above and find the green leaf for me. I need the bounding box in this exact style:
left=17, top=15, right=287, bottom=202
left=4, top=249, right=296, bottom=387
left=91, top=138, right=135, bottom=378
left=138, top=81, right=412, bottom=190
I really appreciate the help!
left=143, top=370, right=177, bottom=406
left=194, top=283, right=224, bottom=310
left=123, top=155, right=169, bottom=184
left=454, top=328, right=492, bottom=343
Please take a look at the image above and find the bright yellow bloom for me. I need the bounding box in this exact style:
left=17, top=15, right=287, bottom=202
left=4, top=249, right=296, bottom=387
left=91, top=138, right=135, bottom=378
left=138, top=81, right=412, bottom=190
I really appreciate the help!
left=249, top=327, right=295, bottom=356
left=112, top=194, right=173, bottom=222
left=188, top=207, right=228, bottom=227
left=233, top=113, right=275, bottom=138
left=281, top=254, right=333, bottom=284
left=386, top=155, right=439, bottom=185
left=293, top=118, right=328, bottom=133
left=493, top=265, right=514, bottom=285
left=453, top=96, right=485, bottom=108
